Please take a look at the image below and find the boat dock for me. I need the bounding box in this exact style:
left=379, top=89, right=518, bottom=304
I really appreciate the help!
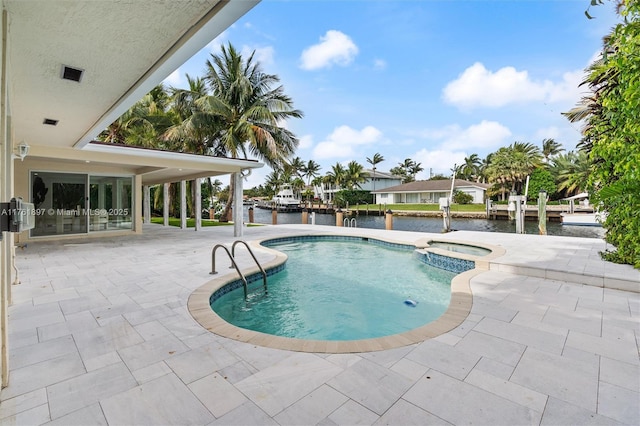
left=253, top=202, right=594, bottom=222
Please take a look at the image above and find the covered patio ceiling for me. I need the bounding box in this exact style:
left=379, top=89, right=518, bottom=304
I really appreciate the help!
left=5, top=0, right=259, bottom=155
left=26, top=142, right=262, bottom=186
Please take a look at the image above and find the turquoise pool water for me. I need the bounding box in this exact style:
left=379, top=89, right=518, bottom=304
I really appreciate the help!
left=210, top=238, right=455, bottom=341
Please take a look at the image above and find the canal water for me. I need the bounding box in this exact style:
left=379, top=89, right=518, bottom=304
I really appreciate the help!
left=246, top=206, right=606, bottom=239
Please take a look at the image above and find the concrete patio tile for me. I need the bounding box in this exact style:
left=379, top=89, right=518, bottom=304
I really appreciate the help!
left=274, top=384, right=349, bottom=426
left=9, top=335, right=77, bottom=370
left=0, top=388, right=47, bottom=420
left=403, top=369, right=540, bottom=425
left=101, top=373, right=214, bottom=425
left=327, top=357, right=413, bottom=416
left=165, top=341, right=238, bottom=384
left=0, top=403, right=50, bottom=425
left=326, top=399, right=378, bottom=426
left=405, top=337, right=481, bottom=380
left=210, top=400, right=278, bottom=426
left=542, top=306, right=602, bottom=336
left=46, top=362, right=137, bottom=419
left=374, top=398, right=451, bottom=425
left=8, top=328, right=38, bottom=350
left=600, top=356, right=640, bottom=392
left=122, top=304, right=177, bottom=326
left=218, top=360, right=259, bottom=384
left=8, top=302, right=65, bottom=334
left=540, top=397, right=623, bottom=425
left=37, top=310, right=99, bottom=342
left=57, top=293, right=111, bottom=316
left=473, top=317, right=566, bottom=355
left=455, top=330, right=526, bottom=367
left=188, top=372, right=248, bottom=418
left=0, top=352, right=86, bottom=400
left=132, top=320, right=172, bottom=341
left=44, top=403, right=108, bottom=426
left=236, top=352, right=343, bottom=417
left=511, top=347, right=599, bottom=411
left=73, top=318, right=144, bottom=361
left=131, top=361, right=172, bottom=384
left=598, top=381, right=640, bottom=425
left=565, top=330, right=639, bottom=365
left=558, top=282, right=604, bottom=301
left=510, top=311, right=569, bottom=337
left=473, top=356, right=515, bottom=380
left=31, top=287, right=79, bottom=306
left=389, top=358, right=429, bottom=380
left=325, top=353, right=362, bottom=370
left=117, top=334, right=190, bottom=371
left=469, top=297, right=518, bottom=322
left=464, top=369, right=547, bottom=413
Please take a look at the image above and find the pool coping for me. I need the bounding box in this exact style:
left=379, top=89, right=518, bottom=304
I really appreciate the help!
left=187, top=233, right=503, bottom=353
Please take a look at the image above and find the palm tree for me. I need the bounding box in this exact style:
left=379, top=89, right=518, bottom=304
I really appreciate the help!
left=200, top=43, right=303, bottom=221
left=287, top=156, right=306, bottom=179
left=458, top=154, right=481, bottom=181
left=366, top=153, right=384, bottom=191
left=344, top=161, right=367, bottom=190
left=302, top=160, right=321, bottom=186
left=541, top=138, right=564, bottom=163
left=550, top=151, right=591, bottom=197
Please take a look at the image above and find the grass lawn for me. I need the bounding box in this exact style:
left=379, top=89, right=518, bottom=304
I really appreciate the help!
left=351, top=203, right=485, bottom=212
left=150, top=217, right=263, bottom=228
left=150, top=217, right=232, bottom=227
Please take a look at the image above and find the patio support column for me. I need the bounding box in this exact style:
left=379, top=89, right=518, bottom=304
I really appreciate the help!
left=143, top=185, right=151, bottom=224
left=1, top=9, right=11, bottom=386
left=180, top=180, right=187, bottom=230
left=163, top=183, right=169, bottom=226
left=194, top=178, right=201, bottom=231
left=233, top=172, right=243, bottom=237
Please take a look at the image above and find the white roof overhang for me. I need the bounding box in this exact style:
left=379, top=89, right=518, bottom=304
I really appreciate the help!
left=27, top=143, right=263, bottom=186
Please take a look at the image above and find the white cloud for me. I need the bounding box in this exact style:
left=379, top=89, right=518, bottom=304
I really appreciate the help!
left=298, top=134, right=314, bottom=150
left=241, top=45, right=275, bottom=66
left=373, top=58, right=387, bottom=70
left=312, top=125, right=383, bottom=160
left=412, top=149, right=468, bottom=179
left=419, top=120, right=512, bottom=151
left=300, top=30, right=358, bottom=70
left=442, top=62, right=587, bottom=109
left=163, top=68, right=183, bottom=87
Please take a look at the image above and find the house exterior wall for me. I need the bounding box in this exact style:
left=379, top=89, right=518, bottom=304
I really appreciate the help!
left=374, top=187, right=486, bottom=204
left=14, top=158, right=142, bottom=243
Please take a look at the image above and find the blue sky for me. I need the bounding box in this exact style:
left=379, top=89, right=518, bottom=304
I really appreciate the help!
left=164, top=0, right=620, bottom=188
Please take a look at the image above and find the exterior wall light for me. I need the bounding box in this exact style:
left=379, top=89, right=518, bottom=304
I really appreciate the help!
left=14, top=141, right=30, bottom=161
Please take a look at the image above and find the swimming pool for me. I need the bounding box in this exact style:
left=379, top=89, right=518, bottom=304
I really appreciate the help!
left=189, top=234, right=480, bottom=353
left=210, top=237, right=455, bottom=340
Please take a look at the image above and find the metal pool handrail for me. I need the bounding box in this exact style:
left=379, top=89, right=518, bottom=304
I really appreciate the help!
left=232, top=240, right=268, bottom=295
left=211, top=244, right=249, bottom=300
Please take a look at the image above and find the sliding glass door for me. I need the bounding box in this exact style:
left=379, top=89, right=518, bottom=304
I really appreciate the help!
left=30, top=172, right=133, bottom=237
left=31, top=171, right=87, bottom=237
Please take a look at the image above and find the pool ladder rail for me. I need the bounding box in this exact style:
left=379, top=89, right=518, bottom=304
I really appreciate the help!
left=343, top=217, right=357, bottom=227
left=210, top=240, right=268, bottom=300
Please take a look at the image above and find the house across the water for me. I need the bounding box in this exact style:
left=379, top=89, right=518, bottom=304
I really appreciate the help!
left=372, top=179, right=490, bottom=204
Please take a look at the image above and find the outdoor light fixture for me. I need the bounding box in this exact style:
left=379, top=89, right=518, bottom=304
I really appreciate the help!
left=14, top=141, right=30, bottom=161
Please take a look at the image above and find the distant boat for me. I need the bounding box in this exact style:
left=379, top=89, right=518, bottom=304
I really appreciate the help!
left=560, top=212, right=604, bottom=227
left=271, top=184, right=302, bottom=207
left=560, top=192, right=605, bottom=226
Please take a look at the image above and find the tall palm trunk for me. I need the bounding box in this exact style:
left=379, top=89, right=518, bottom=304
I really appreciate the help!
left=219, top=175, right=234, bottom=222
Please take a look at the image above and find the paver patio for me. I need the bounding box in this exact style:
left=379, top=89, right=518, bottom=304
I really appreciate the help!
left=0, top=223, right=638, bottom=425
